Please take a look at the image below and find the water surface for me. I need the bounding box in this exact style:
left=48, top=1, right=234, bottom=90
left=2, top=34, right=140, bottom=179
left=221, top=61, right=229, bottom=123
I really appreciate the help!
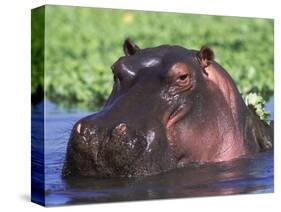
left=32, top=99, right=274, bottom=206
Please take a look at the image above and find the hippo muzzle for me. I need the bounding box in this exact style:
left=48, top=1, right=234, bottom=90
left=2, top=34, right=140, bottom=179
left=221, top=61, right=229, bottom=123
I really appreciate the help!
left=63, top=110, right=175, bottom=177
left=63, top=121, right=143, bottom=177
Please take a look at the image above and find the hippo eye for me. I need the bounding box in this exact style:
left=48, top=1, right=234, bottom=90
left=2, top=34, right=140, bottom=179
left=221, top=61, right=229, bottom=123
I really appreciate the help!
left=173, top=73, right=191, bottom=88
left=179, top=74, right=189, bottom=81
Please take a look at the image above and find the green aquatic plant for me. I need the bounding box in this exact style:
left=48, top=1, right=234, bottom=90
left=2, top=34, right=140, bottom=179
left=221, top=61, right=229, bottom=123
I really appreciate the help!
left=244, top=93, right=271, bottom=125
left=32, top=6, right=274, bottom=111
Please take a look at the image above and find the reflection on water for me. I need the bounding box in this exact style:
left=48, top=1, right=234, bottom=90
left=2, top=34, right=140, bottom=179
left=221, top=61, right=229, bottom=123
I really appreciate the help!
left=32, top=99, right=274, bottom=206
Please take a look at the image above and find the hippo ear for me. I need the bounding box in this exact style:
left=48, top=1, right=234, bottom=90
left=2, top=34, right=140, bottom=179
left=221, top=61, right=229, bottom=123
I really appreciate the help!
left=123, top=38, right=140, bottom=56
left=198, top=45, right=215, bottom=68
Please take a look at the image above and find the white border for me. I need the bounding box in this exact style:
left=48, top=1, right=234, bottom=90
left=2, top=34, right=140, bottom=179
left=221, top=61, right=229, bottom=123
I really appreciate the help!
left=31, top=0, right=279, bottom=19
left=0, top=0, right=280, bottom=211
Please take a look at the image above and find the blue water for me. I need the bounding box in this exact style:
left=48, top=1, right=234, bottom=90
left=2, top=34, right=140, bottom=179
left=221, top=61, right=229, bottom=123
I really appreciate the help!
left=31, top=99, right=274, bottom=206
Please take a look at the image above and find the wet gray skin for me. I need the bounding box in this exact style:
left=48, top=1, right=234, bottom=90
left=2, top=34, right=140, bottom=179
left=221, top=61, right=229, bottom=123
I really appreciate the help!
left=62, top=39, right=273, bottom=178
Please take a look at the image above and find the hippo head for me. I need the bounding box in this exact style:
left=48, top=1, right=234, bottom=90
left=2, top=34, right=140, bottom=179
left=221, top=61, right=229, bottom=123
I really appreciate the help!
left=62, top=39, right=272, bottom=178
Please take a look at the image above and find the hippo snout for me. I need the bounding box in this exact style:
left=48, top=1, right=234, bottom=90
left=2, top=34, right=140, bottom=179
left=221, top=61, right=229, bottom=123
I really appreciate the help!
left=62, top=120, right=101, bottom=177
left=62, top=118, right=148, bottom=177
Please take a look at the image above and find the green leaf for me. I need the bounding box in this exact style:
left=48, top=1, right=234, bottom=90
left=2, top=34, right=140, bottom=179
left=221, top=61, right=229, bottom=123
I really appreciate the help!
left=244, top=92, right=271, bottom=125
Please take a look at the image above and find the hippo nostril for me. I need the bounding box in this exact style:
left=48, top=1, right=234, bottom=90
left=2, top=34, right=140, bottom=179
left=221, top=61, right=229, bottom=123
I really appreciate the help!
left=113, top=123, right=128, bottom=136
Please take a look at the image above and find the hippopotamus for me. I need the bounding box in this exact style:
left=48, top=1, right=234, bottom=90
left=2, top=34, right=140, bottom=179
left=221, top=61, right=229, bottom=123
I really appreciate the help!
left=62, top=38, right=273, bottom=178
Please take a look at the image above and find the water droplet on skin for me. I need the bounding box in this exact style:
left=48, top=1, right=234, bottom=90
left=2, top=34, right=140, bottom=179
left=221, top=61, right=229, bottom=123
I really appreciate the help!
left=76, top=123, right=81, bottom=134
